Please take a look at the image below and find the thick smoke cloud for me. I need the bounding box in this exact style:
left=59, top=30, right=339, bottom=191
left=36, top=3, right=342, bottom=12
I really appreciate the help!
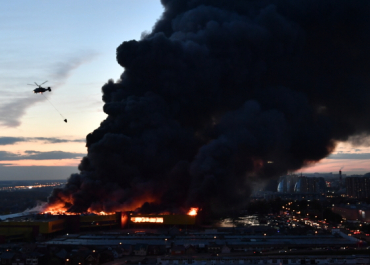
left=49, top=0, right=370, bottom=214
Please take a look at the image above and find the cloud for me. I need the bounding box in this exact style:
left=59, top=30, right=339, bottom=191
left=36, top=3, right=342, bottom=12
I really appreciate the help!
left=327, top=153, right=370, bottom=160
left=0, top=150, right=85, bottom=161
left=0, top=136, right=85, bottom=145
left=49, top=51, right=98, bottom=80
left=0, top=97, right=39, bottom=127
left=348, top=134, right=370, bottom=147
left=0, top=52, right=98, bottom=128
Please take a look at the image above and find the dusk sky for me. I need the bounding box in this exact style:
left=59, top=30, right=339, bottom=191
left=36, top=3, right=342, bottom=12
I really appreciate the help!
left=1, top=0, right=369, bottom=180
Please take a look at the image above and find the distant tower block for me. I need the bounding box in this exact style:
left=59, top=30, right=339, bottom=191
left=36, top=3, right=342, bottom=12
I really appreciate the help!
left=339, top=170, right=342, bottom=189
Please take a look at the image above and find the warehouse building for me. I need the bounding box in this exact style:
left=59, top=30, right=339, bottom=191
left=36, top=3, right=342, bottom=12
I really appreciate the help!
left=0, top=212, right=197, bottom=241
left=0, top=214, right=65, bottom=242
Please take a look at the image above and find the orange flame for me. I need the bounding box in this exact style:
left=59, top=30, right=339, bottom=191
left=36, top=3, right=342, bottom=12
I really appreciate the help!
left=41, top=203, right=115, bottom=216
left=187, top=207, right=198, bottom=216
left=131, top=217, right=164, bottom=223
left=41, top=210, right=115, bottom=216
left=40, top=191, right=160, bottom=216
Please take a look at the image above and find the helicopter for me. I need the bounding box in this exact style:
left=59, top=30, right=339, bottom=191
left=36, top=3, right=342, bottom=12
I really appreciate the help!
left=28, top=81, right=51, bottom=94
left=28, top=81, right=67, bottom=123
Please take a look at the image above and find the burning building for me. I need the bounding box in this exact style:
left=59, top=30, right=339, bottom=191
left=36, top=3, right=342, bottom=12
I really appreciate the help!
left=128, top=208, right=198, bottom=226
left=48, top=0, right=370, bottom=216
left=129, top=214, right=196, bottom=226
left=0, top=209, right=198, bottom=241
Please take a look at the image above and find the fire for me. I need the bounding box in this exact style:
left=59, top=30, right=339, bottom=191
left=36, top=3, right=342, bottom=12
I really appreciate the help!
left=40, top=190, right=161, bottom=216
left=41, top=210, right=115, bottom=216
left=187, top=207, right=198, bottom=216
left=40, top=203, right=69, bottom=215
left=130, top=217, right=164, bottom=223
left=41, top=204, right=115, bottom=216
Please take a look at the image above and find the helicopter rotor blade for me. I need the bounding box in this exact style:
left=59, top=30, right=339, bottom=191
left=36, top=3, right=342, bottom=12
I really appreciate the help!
left=27, top=84, right=35, bottom=86
left=40, top=80, right=48, bottom=85
left=34, top=82, right=39, bottom=86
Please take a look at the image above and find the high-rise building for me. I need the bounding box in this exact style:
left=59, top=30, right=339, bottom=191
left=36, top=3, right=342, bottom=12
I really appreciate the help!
left=294, top=176, right=326, bottom=193
left=346, top=176, right=370, bottom=199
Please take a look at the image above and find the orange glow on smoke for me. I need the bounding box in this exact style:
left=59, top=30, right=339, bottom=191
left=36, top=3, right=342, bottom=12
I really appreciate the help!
left=41, top=202, right=69, bottom=215
left=130, top=217, right=164, bottom=223
left=86, top=192, right=159, bottom=213
left=252, top=158, right=264, bottom=171
left=187, top=207, right=198, bottom=216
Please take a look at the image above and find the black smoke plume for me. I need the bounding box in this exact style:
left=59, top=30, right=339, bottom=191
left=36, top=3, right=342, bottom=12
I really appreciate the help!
left=49, top=0, right=370, bottom=215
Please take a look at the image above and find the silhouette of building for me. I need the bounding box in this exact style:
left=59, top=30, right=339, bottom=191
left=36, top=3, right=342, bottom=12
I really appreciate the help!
left=277, top=175, right=299, bottom=193
left=346, top=176, right=370, bottom=199
left=332, top=204, right=370, bottom=222
left=277, top=176, right=326, bottom=193
left=295, top=176, right=326, bottom=193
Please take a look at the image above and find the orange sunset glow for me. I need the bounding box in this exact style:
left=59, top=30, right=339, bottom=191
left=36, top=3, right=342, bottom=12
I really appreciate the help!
left=0, top=158, right=82, bottom=167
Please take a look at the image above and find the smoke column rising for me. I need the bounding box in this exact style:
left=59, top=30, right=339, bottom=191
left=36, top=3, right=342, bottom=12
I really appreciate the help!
left=49, top=0, right=370, bottom=214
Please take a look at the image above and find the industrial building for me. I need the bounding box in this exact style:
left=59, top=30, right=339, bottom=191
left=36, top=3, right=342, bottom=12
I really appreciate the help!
left=0, top=215, right=65, bottom=242
left=0, top=212, right=121, bottom=242
left=332, top=204, right=370, bottom=222
left=129, top=214, right=196, bottom=226
left=277, top=176, right=326, bottom=193
left=277, top=175, right=300, bottom=193
left=265, top=175, right=328, bottom=201
left=0, top=212, right=197, bottom=241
